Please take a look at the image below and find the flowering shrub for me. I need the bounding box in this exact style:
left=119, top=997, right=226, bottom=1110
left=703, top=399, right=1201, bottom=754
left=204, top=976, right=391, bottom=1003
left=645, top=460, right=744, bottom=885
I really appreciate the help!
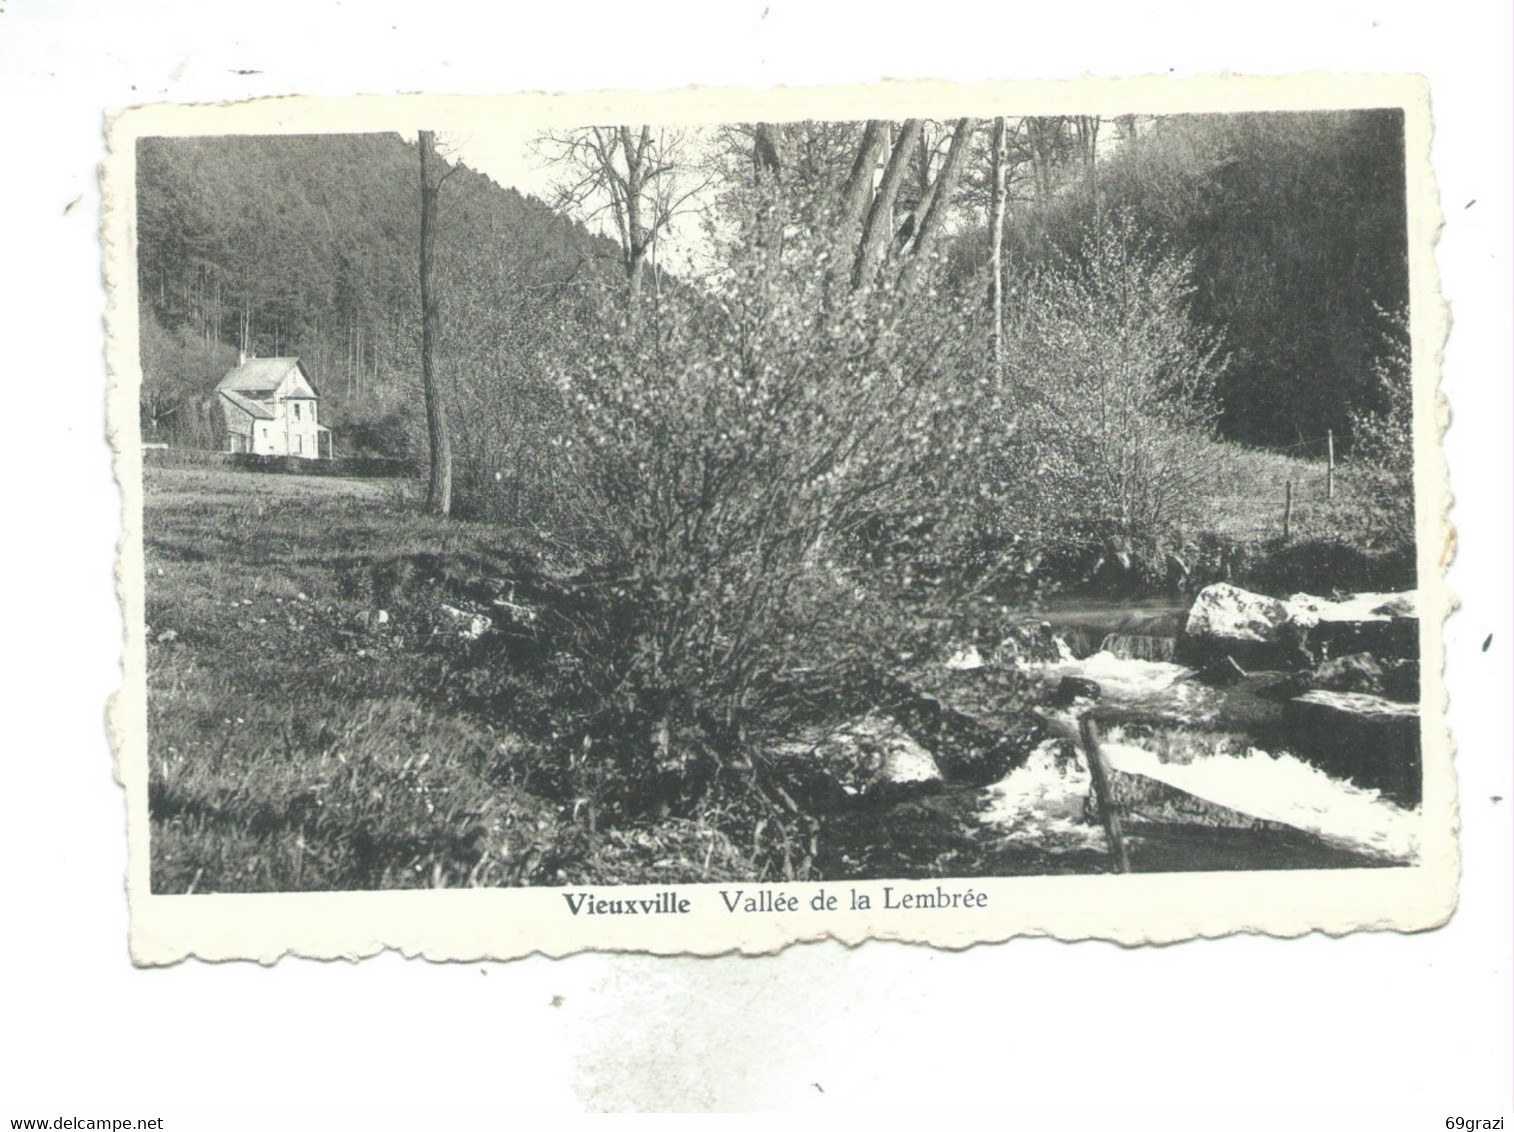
left=1348, top=304, right=1414, bottom=551
left=551, top=218, right=988, bottom=798
left=990, top=214, right=1227, bottom=556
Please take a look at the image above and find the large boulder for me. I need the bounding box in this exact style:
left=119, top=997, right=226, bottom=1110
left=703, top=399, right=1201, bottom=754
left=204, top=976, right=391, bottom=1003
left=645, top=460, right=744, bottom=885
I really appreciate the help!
left=1284, top=590, right=1416, bottom=623
left=1283, top=591, right=1419, bottom=663
left=768, top=714, right=943, bottom=810
left=867, top=732, right=945, bottom=801
left=1283, top=690, right=1421, bottom=806
left=1186, top=582, right=1290, bottom=642
left=1182, top=583, right=1304, bottom=668
left=878, top=676, right=1042, bottom=787
left=1183, top=583, right=1418, bottom=669
left=1299, top=652, right=1385, bottom=696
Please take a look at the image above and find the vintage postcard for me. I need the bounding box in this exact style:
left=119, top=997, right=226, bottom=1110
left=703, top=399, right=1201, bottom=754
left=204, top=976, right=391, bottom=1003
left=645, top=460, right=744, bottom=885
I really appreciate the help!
left=106, top=75, right=1454, bottom=964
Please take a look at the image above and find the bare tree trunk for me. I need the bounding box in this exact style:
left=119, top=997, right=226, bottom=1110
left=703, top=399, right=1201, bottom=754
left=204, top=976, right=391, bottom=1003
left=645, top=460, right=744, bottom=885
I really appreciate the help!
left=619, top=125, right=650, bottom=316
left=898, top=176, right=938, bottom=254
left=752, top=122, right=782, bottom=178
left=988, top=116, right=1008, bottom=371
left=419, top=128, right=452, bottom=518
left=746, top=123, right=788, bottom=253
left=1074, top=114, right=1102, bottom=220
left=852, top=119, right=922, bottom=288
left=892, top=123, right=939, bottom=255
left=1073, top=115, right=1100, bottom=169
left=1026, top=116, right=1063, bottom=206
left=837, top=120, right=890, bottom=236
left=908, top=117, right=974, bottom=260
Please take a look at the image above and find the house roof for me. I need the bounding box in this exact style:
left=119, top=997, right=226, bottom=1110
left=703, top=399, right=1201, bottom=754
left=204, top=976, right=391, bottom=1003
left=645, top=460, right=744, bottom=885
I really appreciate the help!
left=217, top=357, right=320, bottom=398
left=220, top=388, right=276, bottom=421
left=217, top=357, right=298, bottom=394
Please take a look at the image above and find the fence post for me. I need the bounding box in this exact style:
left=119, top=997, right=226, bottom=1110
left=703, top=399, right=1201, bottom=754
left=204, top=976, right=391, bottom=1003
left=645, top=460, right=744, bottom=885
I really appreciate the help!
left=1079, top=717, right=1131, bottom=874
left=1327, top=429, right=1335, bottom=501
left=1283, top=479, right=1293, bottom=541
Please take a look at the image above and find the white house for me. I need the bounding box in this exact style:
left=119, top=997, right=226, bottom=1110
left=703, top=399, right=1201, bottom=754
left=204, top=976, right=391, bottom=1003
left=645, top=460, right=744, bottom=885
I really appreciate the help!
left=217, top=356, right=331, bottom=458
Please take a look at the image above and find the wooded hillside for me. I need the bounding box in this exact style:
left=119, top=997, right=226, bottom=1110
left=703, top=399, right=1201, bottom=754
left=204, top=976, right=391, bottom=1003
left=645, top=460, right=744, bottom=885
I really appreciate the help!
left=135, top=132, right=614, bottom=456
left=951, top=109, right=1409, bottom=447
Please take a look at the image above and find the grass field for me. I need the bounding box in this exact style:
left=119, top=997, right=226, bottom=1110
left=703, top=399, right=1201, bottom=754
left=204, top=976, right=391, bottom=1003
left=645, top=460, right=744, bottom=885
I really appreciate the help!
left=1201, top=443, right=1376, bottom=542
left=147, top=468, right=512, bottom=891
left=143, top=467, right=771, bottom=892
left=1188, top=441, right=1412, bottom=593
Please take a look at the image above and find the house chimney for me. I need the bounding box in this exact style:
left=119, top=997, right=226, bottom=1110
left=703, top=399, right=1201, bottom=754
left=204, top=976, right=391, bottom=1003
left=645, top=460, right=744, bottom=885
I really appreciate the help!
left=238, top=350, right=247, bottom=366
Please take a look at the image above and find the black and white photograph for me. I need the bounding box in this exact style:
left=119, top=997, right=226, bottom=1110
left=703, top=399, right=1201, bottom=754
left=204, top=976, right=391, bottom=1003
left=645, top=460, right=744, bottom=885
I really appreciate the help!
left=108, top=78, right=1452, bottom=960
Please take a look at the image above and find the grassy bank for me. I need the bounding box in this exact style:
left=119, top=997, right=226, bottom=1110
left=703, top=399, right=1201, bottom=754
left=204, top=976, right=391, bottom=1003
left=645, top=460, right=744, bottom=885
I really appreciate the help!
left=1177, top=441, right=1413, bottom=595
left=144, top=468, right=765, bottom=892
left=1090, top=441, right=1417, bottom=602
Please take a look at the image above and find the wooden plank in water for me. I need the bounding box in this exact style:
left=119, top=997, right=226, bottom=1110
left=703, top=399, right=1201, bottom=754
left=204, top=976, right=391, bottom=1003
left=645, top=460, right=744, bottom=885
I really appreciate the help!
left=1079, top=716, right=1132, bottom=874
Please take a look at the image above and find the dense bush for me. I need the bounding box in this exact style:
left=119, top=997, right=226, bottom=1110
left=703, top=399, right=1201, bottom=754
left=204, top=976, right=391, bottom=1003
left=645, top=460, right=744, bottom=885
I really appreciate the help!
left=989, top=214, right=1226, bottom=559
left=438, top=232, right=598, bottom=529
left=506, top=208, right=1234, bottom=825
left=321, top=388, right=418, bottom=460
left=138, top=311, right=237, bottom=449
left=548, top=216, right=988, bottom=804
left=1348, top=304, right=1415, bottom=552
left=986, top=111, right=1409, bottom=447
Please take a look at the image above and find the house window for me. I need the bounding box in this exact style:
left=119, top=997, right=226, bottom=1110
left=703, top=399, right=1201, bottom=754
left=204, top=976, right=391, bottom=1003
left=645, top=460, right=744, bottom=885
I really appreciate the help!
left=294, top=403, right=301, bottom=421
left=295, top=435, right=302, bottom=454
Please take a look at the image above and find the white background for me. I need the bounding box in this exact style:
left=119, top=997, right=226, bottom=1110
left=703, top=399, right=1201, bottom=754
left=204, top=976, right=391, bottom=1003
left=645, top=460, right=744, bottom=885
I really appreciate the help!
left=0, top=0, right=1509, bottom=1118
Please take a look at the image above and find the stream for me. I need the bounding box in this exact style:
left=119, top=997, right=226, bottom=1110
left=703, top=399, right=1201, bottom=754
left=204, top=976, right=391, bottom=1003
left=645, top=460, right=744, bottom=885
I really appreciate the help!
left=815, top=596, right=1421, bottom=878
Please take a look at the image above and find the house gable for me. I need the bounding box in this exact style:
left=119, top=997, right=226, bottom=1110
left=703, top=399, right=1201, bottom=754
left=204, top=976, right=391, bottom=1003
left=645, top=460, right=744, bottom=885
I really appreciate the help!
left=275, top=361, right=320, bottom=400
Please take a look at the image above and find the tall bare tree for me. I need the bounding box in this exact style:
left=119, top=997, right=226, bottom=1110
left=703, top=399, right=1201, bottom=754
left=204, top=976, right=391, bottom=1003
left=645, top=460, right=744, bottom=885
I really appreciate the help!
left=535, top=126, right=712, bottom=314
left=836, top=120, right=890, bottom=236
left=851, top=119, right=923, bottom=288
left=1072, top=114, right=1101, bottom=169
left=907, top=117, right=975, bottom=259
left=988, top=116, right=1009, bottom=370
left=1024, top=116, right=1067, bottom=206
left=726, top=117, right=976, bottom=290
left=418, top=128, right=452, bottom=517
left=1073, top=114, right=1102, bottom=218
